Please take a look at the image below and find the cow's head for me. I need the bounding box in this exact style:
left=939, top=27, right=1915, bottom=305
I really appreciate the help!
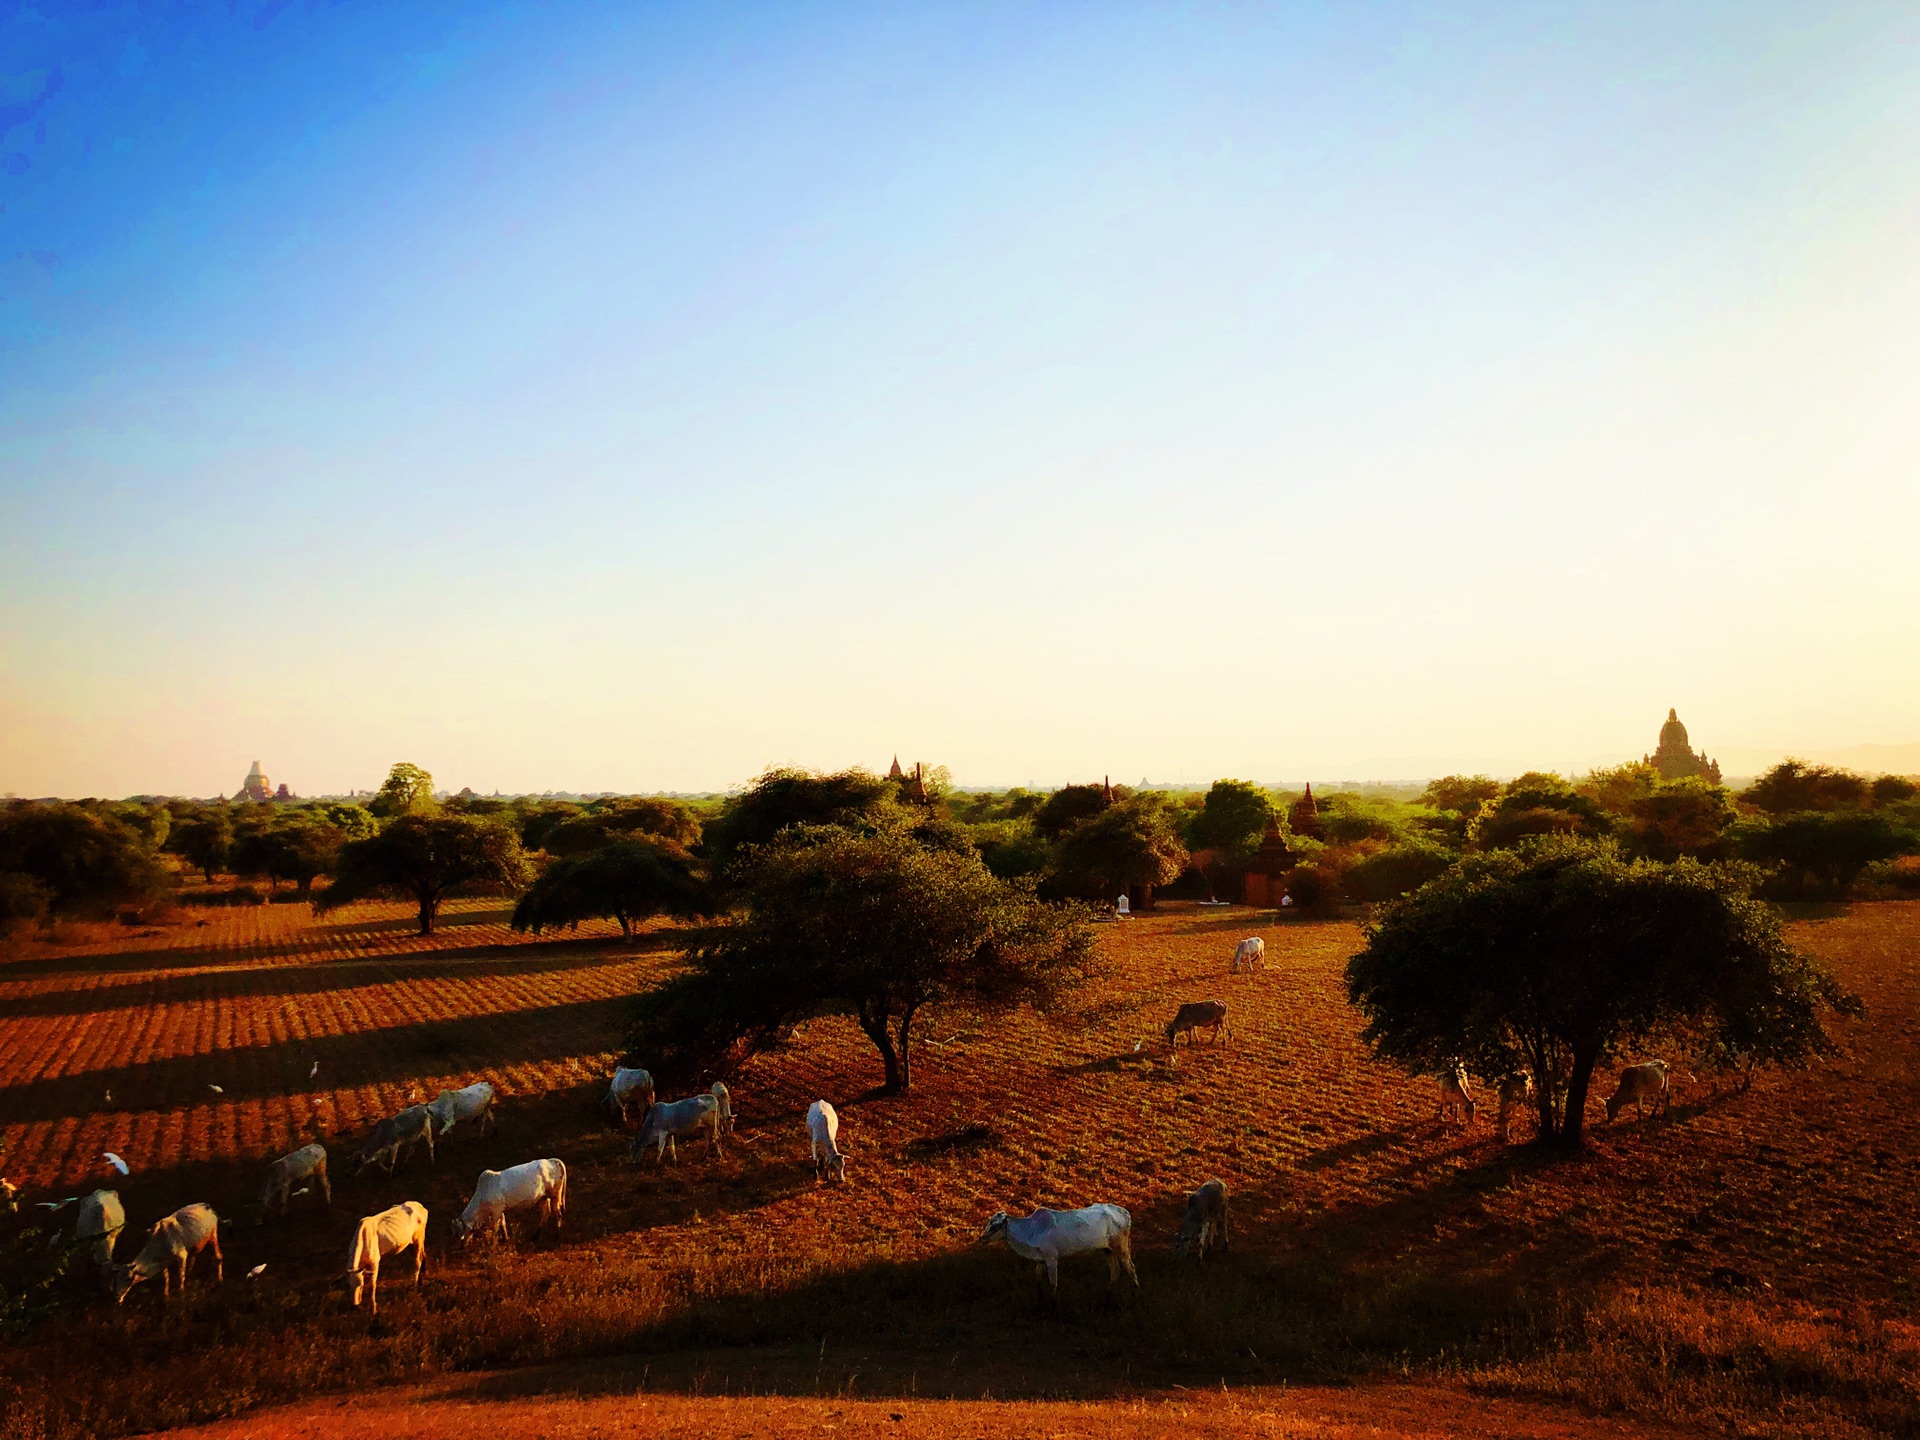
left=976, top=1211, right=1009, bottom=1246
left=346, top=1269, right=368, bottom=1307
left=107, top=1262, right=141, bottom=1305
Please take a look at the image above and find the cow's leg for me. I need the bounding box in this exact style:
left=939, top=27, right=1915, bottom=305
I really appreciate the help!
left=369, top=1257, right=380, bottom=1316
left=412, top=1238, right=425, bottom=1288
left=320, top=1170, right=332, bottom=1208
left=1046, top=1256, right=1060, bottom=1300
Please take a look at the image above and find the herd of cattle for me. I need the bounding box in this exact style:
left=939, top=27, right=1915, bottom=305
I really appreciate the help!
left=7, top=932, right=1693, bottom=1313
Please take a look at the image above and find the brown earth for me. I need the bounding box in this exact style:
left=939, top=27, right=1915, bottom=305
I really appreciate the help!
left=1, top=898, right=1916, bottom=1439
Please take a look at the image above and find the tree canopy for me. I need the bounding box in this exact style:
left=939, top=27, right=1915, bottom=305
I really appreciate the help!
left=1741, top=760, right=1872, bottom=815
left=1467, top=773, right=1609, bottom=850
left=540, top=798, right=702, bottom=857
left=1184, top=779, right=1273, bottom=856
left=703, top=767, right=894, bottom=866
left=368, top=762, right=438, bottom=819
left=1346, top=837, right=1857, bottom=1146
left=629, top=824, right=1091, bottom=1092
left=1032, top=783, right=1114, bottom=840
left=317, top=813, right=531, bottom=933
left=1045, top=796, right=1188, bottom=902
left=0, top=802, right=170, bottom=920
left=512, top=836, right=710, bottom=941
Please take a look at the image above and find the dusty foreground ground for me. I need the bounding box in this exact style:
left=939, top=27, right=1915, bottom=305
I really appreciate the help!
left=3, top=897, right=1917, bottom=1438
left=169, top=1355, right=1692, bottom=1440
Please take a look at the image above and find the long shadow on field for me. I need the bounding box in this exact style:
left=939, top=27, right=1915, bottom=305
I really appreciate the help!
left=0, top=995, right=633, bottom=1124
left=0, top=934, right=678, bottom=1020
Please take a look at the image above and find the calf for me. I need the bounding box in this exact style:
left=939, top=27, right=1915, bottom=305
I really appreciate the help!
left=452, top=1159, right=566, bottom=1245
left=1171, top=1179, right=1229, bottom=1262
left=259, top=1143, right=330, bottom=1218
left=605, top=1066, right=655, bottom=1127
left=352, top=1104, right=436, bottom=1176
left=1436, top=1064, right=1476, bottom=1126
left=346, top=1201, right=428, bottom=1314
left=108, top=1204, right=221, bottom=1303
left=1165, top=1000, right=1231, bottom=1048
left=1606, top=1060, right=1670, bottom=1123
left=1231, top=937, right=1265, bottom=974
left=75, top=1189, right=126, bottom=1277
left=807, top=1099, right=846, bottom=1184
left=427, top=1082, right=497, bottom=1140
left=1495, top=1072, right=1534, bottom=1141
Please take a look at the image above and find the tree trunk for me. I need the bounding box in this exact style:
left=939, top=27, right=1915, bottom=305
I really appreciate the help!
left=417, top=889, right=439, bottom=935
left=1558, top=1045, right=1601, bottom=1147
left=895, top=1005, right=921, bottom=1092
left=859, top=1006, right=902, bottom=1092
left=618, top=913, right=634, bottom=942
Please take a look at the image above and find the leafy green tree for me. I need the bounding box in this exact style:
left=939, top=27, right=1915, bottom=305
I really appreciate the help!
left=0, top=872, right=51, bottom=932
left=1870, top=774, right=1918, bottom=805
left=171, top=809, right=234, bottom=883
left=542, top=797, right=702, bottom=857
left=1625, top=779, right=1737, bottom=862
left=968, top=820, right=1053, bottom=881
left=630, top=825, right=1091, bottom=1092
left=1735, top=812, right=1915, bottom=899
left=369, top=762, right=438, bottom=819
left=512, top=837, right=710, bottom=941
left=704, top=767, right=894, bottom=866
left=0, top=803, right=170, bottom=919
left=1185, top=780, right=1273, bottom=856
left=1032, top=783, right=1114, bottom=840
left=1741, top=760, right=1871, bottom=815
left=1419, top=775, right=1501, bottom=817
left=317, top=814, right=532, bottom=933
left=1468, top=773, right=1609, bottom=850
left=1342, top=840, right=1456, bottom=903
left=231, top=815, right=350, bottom=898
left=1347, top=839, right=1857, bottom=1146
left=1045, top=797, right=1188, bottom=904
left=111, top=802, right=171, bottom=852
left=1576, top=761, right=1662, bottom=819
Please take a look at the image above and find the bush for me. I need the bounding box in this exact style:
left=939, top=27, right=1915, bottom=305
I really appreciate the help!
left=1734, top=812, right=1916, bottom=900
left=1857, top=855, right=1920, bottom=898
left=1284, top=861, right=1345, bottom=917
left=0, top=803, right=170, bottom=919
left=1344, top=841, right=1456, bottom=903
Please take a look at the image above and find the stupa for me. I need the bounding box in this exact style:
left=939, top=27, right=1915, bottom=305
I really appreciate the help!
left=1287, top=783, right=1324, bottom=840
left=1241, top=813, right=1299, bottom=908
left=236, top=761, right=273, bottom=804
left=1645, top=710, right=1721, bottom=785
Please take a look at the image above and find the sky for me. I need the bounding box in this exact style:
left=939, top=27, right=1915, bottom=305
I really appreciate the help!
left=2, top=1, right=1917, bottom=798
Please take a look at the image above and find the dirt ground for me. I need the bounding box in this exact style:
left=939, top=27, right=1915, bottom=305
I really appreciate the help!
left=2, top=898, right=1916, bottom=1438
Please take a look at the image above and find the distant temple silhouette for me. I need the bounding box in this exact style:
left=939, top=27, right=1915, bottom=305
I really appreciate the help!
left=1645, top=709, right=1721, bottom=785
left=1287, top=782, right=1323, bottom=840
left=1241, top=813, right=1299, bottom=908
left=235, top=760, right=294, bottom=803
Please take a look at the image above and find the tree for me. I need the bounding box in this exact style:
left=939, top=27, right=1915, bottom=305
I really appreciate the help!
left=1032, top=783, right=1114, bottom=840
left=1734, top=812, right=1915, bottom=899
left=1741, top=760, right=1871, bottom=815
left=1576, top=761, right=1662, bottom=818
left=232, top=814, right=350, bottom=898
left=1346, top=838, right=1857, bottom=1147
left=316, top=814, right=532, bottom=933
left=1625, top=779, right=1736, bottom=863
left=512, top=837, right=710, bottom=941
left=1871, top=774, right=1919, bottom=806
left=171, top=809, right=233, bottom=883
left=0, top=803, right=170, bottom=919
left=1343, top=839, right=1455, bottom=903
left=1185, top=780, right=1273, bottom=856
left=369, top=762, right=438, bottom=819
left=703, top=767, right=894, bottom=866
left=541, top=798, right=702, bottom=857
left=1419, top=775, right=1501, bottom=816
left=629, top=825, right=1091, bottom=1093
left=1045, top=797, right=1188, bottom=904
left=1468, top=773, right=1609, bottom=850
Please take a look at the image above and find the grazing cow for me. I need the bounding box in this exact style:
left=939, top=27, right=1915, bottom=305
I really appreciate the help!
left=978, top=1204, right=1139, bottom=1298
left=1606, top=1060, right=1671, bottom=1122
left=259, top=1143, right=330, bottom=1218
left=352, top=1104, right=436, bottom=1176
left=1171, top=1179, right=1229, bottom=1262
left=605, top=1067, right=655, bottom=1127
left=1230, top=937, right=1265, bottom=974
left=631, top=1084, right=732, bottom=1165
left=108, top=1204, right=221, bottom=1303
left=1437, top=1064, right=1476, bottom=1126
left=1495, top=1073, right=1534, bottom=1141
left=427, top=1082, right=497, bottom=1140
left=346, top=1201, right=427, bottom=1314
left=75, top=1189, right=125, bottom=1276
left=807, top=1099, right=846, bottom=1184
left=451, top=1159, right=566, bottom=1245
left=1165, top=1000, right=1231, bottom=1048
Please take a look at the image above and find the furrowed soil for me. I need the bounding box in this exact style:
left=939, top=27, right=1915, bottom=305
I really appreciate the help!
left=2, top=899, right=1916, bottom=1440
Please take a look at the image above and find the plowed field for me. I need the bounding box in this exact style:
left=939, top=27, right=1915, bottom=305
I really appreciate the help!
left=2, top=899, right=1916, bottom=1439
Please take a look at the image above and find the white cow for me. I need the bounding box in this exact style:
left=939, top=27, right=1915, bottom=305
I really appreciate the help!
left=109, top=1203, right=222, bottom=1303
left=1437, top=1064, right=1476, bottom=1126
left=352, top=1104, right=436, bottom=1176
left=807, top=1099, right=846, bottom=1184
left=1495, top=1073, right=1535, bottom=1142
left=452, top=1158, right=567, bottom=1245
left=631, top=1083, right=732, bottom=1164
left=605, top=1066, right=655, bottom=1127
left=1171, top=1179, right=1229, bottom=1262
left=346, top=1201, right=428, bottom=1314
left=1231, top=937, right=1266, bottom=974
left=259, top=1143, right=330, bottom=1217
left=427, top=1082, right=497, bottom=1140
left=977, top=1204, right=1139, bottom=1298
left=75, top=1189, right=126, bottom=1275
left=1606, top=1060, right=1671, bottom=1122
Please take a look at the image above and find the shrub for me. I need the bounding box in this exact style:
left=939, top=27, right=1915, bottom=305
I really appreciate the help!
left=1343, top=840, right=1456, bottom=903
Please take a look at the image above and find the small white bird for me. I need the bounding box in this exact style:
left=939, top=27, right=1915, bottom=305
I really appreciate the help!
left=208, top=1084, right=224, bottom=1094
left=103, top=1152, right=129, bottom=1176
left=290, top=1187, right=310, bottom=1198
left=247, top=1263, right=267, bottom=1280
left=103, top=1089, right=112, bottom=1104
left=36, top=1197, right=78, bottom=1211
left=309, top=1061, right=320, bottom=1081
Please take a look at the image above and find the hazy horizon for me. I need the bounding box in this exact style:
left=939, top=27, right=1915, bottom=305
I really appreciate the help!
left=5, top=4, right=1917, bottom=799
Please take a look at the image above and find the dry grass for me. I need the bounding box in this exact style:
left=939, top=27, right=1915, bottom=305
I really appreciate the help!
left=1, top=898, right=1916, bottom=1438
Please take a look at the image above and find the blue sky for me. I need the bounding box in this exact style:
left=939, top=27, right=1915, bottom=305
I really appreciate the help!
left=3, top=2, right=1917, bottom=796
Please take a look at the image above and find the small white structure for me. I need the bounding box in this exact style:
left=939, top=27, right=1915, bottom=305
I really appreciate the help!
left=452, top=1159, right=567, bottom=1245
left=806, top=1100, right=846, bottom=1184
left=1115, top=893, right=1131, bottom=918
left=346, top=1201, right=428, bottom=1315
left=977, top=1204, right=1139, bottom=1298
